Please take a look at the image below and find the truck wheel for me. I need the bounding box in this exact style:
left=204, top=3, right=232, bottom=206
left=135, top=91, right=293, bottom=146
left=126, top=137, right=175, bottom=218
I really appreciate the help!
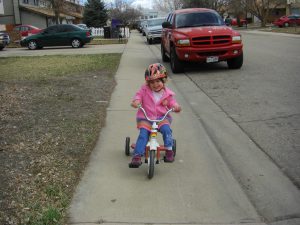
left=161, top=43, right=169, bottom=62
left=227, top=52, right=243, bottom=69
left=170, top=46, right=184, bottom=73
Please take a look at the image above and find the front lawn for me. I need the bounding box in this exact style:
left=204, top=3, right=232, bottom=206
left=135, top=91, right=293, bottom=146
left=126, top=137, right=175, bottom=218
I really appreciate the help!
left=0, top=54, right=121, bottom=225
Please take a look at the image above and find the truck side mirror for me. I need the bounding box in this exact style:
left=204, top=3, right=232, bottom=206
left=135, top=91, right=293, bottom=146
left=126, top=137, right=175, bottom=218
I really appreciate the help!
left=162, top=21, right=172, bottom=28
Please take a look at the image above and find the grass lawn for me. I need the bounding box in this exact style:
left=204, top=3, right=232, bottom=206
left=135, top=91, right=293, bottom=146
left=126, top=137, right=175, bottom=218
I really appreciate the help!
left=0, top=54, right=121, bottom=225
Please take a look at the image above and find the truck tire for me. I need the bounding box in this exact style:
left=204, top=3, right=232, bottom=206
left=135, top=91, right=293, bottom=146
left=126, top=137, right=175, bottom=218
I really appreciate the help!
left=170, top=46, right=184, bottom=73
left=227, top=52, right=243, bottom=69
left=161, top=43, right=169, bottom=62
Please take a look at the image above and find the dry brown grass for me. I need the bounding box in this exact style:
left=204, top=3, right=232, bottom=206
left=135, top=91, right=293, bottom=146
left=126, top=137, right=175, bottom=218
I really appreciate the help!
left=0, top=54, right=121, bottom=225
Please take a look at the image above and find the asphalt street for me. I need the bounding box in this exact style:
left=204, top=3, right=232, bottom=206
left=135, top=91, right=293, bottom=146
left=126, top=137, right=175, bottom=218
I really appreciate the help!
left=68, top=31, right=300, bottom=225
left=151, top=29, right=300, bottom=188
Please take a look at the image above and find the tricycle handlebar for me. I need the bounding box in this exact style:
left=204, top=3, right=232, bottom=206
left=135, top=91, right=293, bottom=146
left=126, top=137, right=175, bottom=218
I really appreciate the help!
left=138, top=106, right=173, bottom=123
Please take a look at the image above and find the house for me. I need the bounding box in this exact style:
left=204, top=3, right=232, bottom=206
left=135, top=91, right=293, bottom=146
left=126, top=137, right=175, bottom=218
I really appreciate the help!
left=224, top=0, right=300, bottom=24
left=0, top=0, right=83, bottom=30
left=138, top=9, right=167, bottom=20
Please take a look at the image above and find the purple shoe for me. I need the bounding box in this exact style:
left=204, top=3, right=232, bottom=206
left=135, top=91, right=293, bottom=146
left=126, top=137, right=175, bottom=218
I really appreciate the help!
left=165, top=150, right=174, bottom=163
left=129, top=155, right=142, bottom=168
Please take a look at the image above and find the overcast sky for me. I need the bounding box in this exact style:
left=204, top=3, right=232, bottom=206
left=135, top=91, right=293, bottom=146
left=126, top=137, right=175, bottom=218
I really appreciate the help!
left=103, top=0, right=153, bottom=9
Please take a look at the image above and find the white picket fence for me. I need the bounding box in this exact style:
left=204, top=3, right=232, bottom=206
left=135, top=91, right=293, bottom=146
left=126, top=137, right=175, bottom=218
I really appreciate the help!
left=91, top=27, right=130, bottom=38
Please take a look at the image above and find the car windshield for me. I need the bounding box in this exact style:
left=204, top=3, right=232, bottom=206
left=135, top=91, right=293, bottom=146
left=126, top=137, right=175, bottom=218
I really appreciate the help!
left=147, top=19, right=165, bottom=27
left=175, top=12, right=225, bottom=28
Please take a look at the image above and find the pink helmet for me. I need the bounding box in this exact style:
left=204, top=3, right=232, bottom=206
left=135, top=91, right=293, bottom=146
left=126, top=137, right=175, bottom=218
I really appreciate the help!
left=144, top=63, right=167, bottom=81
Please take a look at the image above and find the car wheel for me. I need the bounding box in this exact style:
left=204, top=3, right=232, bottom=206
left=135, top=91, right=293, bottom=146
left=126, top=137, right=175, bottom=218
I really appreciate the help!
left=227, top=52, right=243, bottom=69
left=161, top=42, right=169, bottom=62
left=147, top=38, right=152, bottom=45
left=0, top=46, right=4, bottom=51
left=28, top=40, right=38, bottom=50
left=170, top=46, right=184, bottom=73
left=71, top=39, right=81, bottom=48
left=284, top=22, right=289, bottom=27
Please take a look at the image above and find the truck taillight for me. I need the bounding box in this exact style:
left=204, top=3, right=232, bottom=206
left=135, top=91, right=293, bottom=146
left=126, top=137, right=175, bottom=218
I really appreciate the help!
left=86, top=31, right=90, bottom=36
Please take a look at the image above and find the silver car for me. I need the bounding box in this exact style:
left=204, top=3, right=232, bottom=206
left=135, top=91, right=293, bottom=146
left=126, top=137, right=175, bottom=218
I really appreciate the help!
left=144, top=17, right=165, bottom=44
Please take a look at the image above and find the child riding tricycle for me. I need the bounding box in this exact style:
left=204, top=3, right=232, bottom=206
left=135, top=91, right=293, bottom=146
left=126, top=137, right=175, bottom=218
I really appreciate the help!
left=125, top=63, right=181, bottom=179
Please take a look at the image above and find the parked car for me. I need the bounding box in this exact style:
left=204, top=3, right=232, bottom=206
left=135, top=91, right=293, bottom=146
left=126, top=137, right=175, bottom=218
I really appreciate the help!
left=137, top=20, right=147, bottom=33
left=161, top=8, right=243, bottom=73
left=13, top=25, right=41, bottom=39
left=75, top=24, right=93, bottom=35
left=0, top=31, right=10, bottom=50
left=273, top=14, right=300, bottom=27
left=230, top=18, right=247, bottom=26
left=141, top=21, right=148, bottom=36
left=20, top=24, right=92, bottom=50
left=76, top=24, right=88, bottom=29
left=144, top=17, right=165, bottom=44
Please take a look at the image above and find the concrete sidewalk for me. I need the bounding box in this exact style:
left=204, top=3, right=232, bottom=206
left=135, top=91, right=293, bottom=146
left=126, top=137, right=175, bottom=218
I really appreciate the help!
left=68, top=31, right=300, bottom=225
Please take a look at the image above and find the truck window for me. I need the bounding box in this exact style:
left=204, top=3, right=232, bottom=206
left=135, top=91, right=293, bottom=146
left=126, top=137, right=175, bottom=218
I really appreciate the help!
left=176, top=12, right=225, bottom=28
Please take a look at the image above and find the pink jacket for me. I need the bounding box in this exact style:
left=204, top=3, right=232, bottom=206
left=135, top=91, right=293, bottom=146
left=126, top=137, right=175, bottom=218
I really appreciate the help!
left=133, top=84, right=178, bottom=120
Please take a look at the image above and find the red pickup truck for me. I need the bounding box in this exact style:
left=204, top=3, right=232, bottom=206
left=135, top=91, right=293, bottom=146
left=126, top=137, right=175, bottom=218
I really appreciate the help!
left=161, top=8, right=243, bottom=73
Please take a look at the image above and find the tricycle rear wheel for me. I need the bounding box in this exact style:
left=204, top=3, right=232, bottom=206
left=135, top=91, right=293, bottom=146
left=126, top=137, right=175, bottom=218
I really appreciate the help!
left=173, top=139, right=177, bottom=157
left=125, top=137, right=130, bottom=156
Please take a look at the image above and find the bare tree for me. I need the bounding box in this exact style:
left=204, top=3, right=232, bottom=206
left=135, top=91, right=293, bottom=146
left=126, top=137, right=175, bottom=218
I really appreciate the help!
left=181, top=0, right=227, bottom=10
left=237, top=0, right=286, bottom=27
left=110, top=0, right=141, bottom=26
left=153, top=0, right=183, bottom=12
left=49, top=0, right=65, bottom=24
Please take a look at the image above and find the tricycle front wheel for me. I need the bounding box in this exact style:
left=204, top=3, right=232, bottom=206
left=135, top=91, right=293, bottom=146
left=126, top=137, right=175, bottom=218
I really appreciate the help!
left=148, top=150, right=155, bottom=179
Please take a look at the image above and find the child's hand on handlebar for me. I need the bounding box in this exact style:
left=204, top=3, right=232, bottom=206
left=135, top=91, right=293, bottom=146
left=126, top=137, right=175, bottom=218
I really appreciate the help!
left=131, top=100, right=141, bottom=108
left=173, top=104, right=181, bottom=113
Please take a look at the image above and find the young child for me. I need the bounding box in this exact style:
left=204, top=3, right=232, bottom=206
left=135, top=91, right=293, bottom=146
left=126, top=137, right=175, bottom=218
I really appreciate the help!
left=129, top=63, right=181, bottom=167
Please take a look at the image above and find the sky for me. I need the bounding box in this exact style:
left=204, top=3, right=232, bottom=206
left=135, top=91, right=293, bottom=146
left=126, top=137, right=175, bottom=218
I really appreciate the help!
left=102, top=0, right=153, bottom=9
